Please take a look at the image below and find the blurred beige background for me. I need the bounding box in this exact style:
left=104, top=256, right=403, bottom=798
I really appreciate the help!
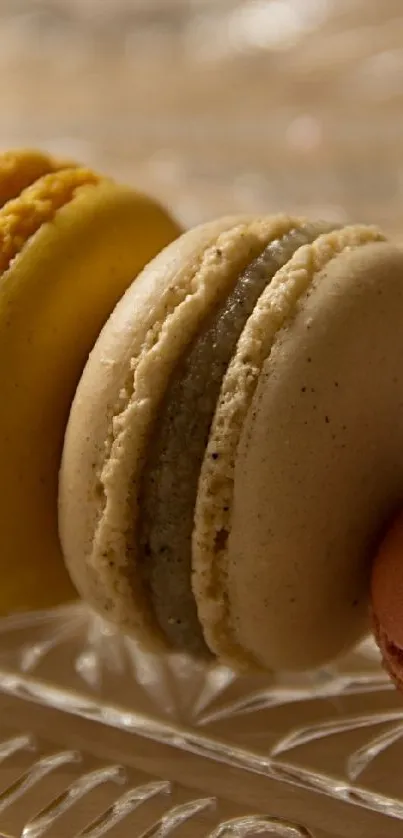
left=1, top=0, right=403, bottom=235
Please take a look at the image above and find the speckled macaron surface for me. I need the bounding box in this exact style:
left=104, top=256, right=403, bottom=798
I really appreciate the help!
left=60, top=215, right=403, bottom=672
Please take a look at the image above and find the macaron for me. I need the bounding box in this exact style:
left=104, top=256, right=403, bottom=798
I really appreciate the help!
left=59, top=216, right=403, bottom=671
left=371, top=512, right=403, bottom=692
left=0, top=148, right=180, bottom=614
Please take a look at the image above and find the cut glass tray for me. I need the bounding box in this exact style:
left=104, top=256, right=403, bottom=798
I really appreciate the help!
left=0, top=604, right=401, bottom=836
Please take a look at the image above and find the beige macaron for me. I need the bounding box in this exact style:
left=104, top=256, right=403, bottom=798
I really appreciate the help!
left=60, top=216, right=403, bottom=671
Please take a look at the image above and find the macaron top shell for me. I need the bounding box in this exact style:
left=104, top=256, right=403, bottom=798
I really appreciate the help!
left=139, top=220, right=336, bottom=656
left=193, top=225, right=384, bottom=668
left=197, top=236, right=403, bottom=671
left=372, top=513, right=403, bottom=649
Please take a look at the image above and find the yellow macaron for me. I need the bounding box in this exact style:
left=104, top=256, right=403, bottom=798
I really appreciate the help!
left=60, top=215, right=403, bottom=673
left=0, top=148, right=181, bottom=614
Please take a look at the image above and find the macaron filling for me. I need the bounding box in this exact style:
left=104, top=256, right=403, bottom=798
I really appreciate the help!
left=139, top=220, right=336, bottom=655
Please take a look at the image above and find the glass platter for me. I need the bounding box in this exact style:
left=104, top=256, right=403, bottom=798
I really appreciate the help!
left=0, top=604, right=401, bottom=837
